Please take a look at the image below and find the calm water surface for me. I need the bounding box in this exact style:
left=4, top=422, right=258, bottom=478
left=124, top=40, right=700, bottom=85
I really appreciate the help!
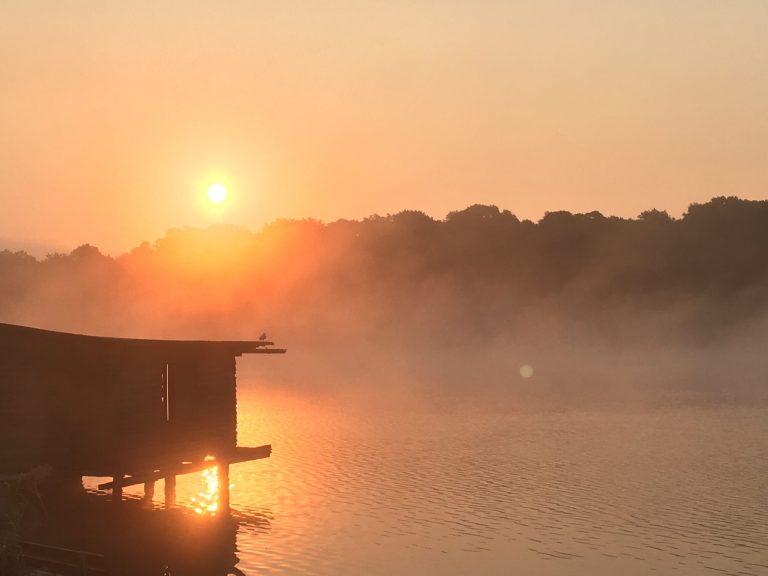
left=123, top=383, right=768, bottom=575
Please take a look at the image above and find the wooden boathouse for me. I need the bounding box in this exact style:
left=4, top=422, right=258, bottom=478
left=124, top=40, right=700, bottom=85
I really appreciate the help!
left=0, top=322, right=285, bottom=507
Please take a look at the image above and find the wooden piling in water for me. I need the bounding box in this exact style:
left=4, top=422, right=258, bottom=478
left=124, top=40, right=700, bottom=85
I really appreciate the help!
left=164, top=475, right=176, bottom=507
left=217, top=463, right=230, bottom=511
left=112, top=474, right=123, bottom=504
left=143, top=480, right=155, bottom=504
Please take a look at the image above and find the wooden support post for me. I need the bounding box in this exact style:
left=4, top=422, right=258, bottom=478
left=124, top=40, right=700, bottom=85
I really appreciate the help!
left=164, top=475, right=176, bottom=508
left=217, top=463, right=230, bottom=512
left=143, top=480, right=155, bottom=505
left=112, top=473, right=123, bottom=504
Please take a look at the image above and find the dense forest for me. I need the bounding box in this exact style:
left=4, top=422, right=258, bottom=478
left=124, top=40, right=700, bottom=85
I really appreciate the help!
left=2, top=196, right=767, bottom=402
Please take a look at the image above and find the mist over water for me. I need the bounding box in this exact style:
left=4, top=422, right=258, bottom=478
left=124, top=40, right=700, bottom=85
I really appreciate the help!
left=3, top=196, right=768, bottom=408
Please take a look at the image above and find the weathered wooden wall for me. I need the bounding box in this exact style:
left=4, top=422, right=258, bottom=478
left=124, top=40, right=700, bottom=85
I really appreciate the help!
left=115, top=348, right=237, bottom=472
left=0, top=344, right=47, bottom=473
left=0, top=324, right=246, bottom=476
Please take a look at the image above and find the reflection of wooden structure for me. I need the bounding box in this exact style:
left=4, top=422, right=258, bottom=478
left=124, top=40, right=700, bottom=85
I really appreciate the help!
left=18, top=542, right=106, bottom=575
left=0, top=323, right=285, bottom=507
left=17, top=495, right=251, bottom=576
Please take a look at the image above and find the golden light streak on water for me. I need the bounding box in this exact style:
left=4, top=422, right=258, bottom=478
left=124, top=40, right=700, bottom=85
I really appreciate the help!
left=191, top=455, right=221, bottom=515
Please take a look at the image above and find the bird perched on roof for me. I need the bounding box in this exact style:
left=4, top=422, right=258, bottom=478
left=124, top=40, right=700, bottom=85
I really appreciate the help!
left=259, top=332, right=267, bottom=341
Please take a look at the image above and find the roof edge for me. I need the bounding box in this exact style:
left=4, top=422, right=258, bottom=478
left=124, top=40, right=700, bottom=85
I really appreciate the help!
left=0, top=322, right=285, bottom=352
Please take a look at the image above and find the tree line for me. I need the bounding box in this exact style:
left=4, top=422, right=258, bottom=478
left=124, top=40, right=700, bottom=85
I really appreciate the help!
left=1, top=196, right=767, bottom=346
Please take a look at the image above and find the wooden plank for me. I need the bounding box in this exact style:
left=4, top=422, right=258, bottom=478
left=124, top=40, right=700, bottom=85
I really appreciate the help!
left=97, top=445, right=271, bottom=490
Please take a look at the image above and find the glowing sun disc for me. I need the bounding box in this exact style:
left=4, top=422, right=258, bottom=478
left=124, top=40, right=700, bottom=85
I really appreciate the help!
left=207, top=183, right=228, bottom=204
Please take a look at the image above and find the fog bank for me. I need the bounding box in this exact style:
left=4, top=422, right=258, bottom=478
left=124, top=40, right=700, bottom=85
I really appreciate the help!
left=2, top=196, right=767, bottom=409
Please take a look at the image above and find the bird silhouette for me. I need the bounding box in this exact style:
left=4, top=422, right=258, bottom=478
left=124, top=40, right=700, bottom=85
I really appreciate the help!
left=258, top=332, right=267, bottom=341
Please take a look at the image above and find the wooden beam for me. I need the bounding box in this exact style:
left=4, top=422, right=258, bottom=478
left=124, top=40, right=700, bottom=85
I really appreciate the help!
left=231, top=445, right=272, bottom=463
left=97, top=445, right=271, bottom=490
left=240, top=348, right=286, bottom=355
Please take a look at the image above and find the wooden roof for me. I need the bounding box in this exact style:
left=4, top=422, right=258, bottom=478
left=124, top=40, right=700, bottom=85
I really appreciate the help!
left=0, top=322, right=286, bottom=356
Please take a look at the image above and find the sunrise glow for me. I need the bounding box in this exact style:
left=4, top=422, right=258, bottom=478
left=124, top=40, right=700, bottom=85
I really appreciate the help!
left=207, top=183, right=228, bottom=204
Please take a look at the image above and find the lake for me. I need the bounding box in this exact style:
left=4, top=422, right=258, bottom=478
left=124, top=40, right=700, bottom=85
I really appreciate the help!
left=117, top=381, right=768, bottom=576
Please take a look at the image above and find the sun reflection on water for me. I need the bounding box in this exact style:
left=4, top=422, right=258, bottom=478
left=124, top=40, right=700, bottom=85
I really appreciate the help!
left=190, top=456, right=227, bottom=515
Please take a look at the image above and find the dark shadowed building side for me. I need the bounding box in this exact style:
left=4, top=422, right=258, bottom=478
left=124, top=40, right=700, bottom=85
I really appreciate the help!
left=0, top=322, right=285, bottom=504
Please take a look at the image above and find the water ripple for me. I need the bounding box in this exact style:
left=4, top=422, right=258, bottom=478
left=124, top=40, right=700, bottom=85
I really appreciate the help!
left=134, top=387, right=768, bottom=575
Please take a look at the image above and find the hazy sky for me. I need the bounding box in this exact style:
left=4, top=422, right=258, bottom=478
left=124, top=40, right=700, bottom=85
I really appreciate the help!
left=2, top=1, right=767, bottom=255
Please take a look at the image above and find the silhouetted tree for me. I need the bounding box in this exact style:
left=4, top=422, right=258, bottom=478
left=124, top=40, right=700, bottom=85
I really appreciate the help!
left=2, top=196, right=768, bottom=345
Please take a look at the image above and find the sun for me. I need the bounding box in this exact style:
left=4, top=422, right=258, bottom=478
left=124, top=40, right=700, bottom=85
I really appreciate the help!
left=207, top=183, right=228, bottom=204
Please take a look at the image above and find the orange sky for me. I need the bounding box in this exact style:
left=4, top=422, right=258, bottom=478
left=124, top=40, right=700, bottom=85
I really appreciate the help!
left=2, top=1, right=767, bottom=255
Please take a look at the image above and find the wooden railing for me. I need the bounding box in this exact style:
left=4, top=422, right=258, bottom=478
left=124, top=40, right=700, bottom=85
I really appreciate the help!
left=20, top=541, right=106, bottom=575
